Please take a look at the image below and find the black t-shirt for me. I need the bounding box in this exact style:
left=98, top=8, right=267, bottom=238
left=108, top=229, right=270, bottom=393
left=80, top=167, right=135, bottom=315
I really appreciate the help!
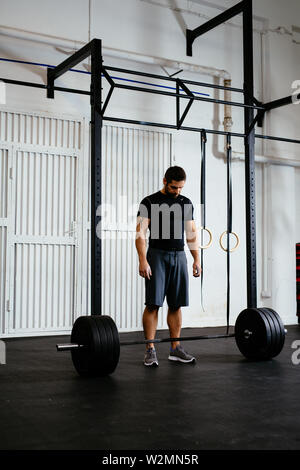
left=137, top=190, right=194, bottom=250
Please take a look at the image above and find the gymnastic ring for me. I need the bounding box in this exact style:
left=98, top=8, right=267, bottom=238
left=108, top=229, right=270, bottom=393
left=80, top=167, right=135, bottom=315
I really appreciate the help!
left=219, top=231, right=240, bottom=252
left=198, top=226, right=213, bottom=249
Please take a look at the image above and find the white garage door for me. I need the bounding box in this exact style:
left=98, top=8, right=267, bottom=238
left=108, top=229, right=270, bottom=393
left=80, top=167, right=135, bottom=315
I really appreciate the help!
left=0, top=110, right=83, bottom=336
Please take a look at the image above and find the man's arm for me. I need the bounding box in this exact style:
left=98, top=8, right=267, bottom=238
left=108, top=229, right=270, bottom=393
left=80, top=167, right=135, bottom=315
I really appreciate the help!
left=135, top=216, right=152, bottom=280
left=185, top=219, right=201, bottom=277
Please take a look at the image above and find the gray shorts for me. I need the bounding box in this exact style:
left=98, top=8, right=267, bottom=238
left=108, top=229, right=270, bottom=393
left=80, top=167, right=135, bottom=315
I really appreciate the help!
left=145, top=247, right=189, bottom=308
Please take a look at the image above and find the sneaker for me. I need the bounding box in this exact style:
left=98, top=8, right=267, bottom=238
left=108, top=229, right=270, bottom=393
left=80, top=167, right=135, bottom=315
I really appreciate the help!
left=144, top=347, right=159, bottom=367
left=168, top=345, right=196, bottom=363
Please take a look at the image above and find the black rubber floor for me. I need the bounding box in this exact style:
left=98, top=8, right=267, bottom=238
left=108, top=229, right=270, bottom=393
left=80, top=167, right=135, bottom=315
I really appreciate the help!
left=0, top=325, right=300, bottom=450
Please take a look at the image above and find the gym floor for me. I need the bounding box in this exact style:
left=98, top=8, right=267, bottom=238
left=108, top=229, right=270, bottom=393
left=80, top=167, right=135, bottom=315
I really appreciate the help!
left=0, top=324, right=300, bottom=451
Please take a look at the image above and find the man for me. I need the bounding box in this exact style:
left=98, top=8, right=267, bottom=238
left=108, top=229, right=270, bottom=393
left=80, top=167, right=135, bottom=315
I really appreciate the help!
left=135, top=166, right=201, bottom=367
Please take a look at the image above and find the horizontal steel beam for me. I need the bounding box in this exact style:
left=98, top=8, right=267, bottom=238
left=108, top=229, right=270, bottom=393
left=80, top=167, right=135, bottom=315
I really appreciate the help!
left=104, top=116, right=300, bottom=144
left=263, top=94, right=300, bottom=111
left=0, top=77, right=90, bottom=95
left=104, top=115, right=246, bottom=137
left=114, top=83, right=263, bottom=110
left=255, top=133, right=300, bottom=145
left=104, top=65, right=244, bottom=93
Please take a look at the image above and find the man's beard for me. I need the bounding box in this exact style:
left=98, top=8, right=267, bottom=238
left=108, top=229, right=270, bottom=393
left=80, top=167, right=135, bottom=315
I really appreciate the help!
left=164, top=186, right=178, bottom=198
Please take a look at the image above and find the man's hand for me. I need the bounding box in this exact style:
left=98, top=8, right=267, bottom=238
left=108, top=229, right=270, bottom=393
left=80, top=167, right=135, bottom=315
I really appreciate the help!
left=139, top=260, right=152, bottom=280
left=192, top=261, right=202, bottom=277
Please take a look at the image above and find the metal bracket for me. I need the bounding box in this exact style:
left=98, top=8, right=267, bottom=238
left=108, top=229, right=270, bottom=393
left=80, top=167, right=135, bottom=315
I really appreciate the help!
left=247, top=108, right=265, bottom=135
left=176, top=78, right=194, bottom=129
left=101, top=66, right=115, bottom=116
left=258, top=93, right=300, bottom=127
left=245, top=94, right=265, bottom=129
left=46, top=39, right=95, bottom=100
left=47, top=67, right=54, bottom=99
left=186, top=0, right=246, bottom=57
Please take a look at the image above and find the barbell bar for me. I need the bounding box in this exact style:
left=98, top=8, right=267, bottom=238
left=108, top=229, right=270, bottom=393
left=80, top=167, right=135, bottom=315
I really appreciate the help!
left=56, top=307, right=287, bottom=377
left=57, top=332, right=236, bottom=351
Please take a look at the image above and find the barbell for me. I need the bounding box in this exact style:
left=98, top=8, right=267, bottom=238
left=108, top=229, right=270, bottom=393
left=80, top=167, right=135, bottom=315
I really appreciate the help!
left=56, top=307, right=286, bottom=377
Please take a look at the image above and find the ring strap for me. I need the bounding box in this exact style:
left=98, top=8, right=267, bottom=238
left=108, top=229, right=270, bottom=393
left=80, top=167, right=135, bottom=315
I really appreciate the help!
left=201, top=129, right=207, bottom=228
left=200, top=130, right=207, bottom=310
left=226, top=134, right=232, bottom=334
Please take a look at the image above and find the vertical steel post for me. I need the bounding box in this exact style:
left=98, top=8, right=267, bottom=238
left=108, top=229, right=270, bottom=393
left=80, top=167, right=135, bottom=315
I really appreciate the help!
left=90, top=39, right=102, bottom=315
left=243, top=0, right=257, bottom=308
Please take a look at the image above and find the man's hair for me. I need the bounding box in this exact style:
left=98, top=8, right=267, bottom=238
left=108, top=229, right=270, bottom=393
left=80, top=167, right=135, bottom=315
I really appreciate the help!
left=164, top=166, right=186, bottom=183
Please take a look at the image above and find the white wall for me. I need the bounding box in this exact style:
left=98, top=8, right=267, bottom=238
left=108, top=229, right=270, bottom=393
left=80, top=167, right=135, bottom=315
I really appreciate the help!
left=0, top=0, right=299, bottom=330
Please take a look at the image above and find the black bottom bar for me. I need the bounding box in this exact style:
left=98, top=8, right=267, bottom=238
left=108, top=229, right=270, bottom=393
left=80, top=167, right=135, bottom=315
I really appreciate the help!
left=104, top=116, right=300, bottom=145
left=104, top=115, right=245, bottom=137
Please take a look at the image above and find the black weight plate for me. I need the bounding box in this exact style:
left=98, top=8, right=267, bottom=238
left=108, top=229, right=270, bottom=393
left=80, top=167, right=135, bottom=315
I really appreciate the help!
left=106, top=316, right=120, bottom=370
left=91, top=316, right=110, bottom=377
left=265, top=308, right=285, bottom=352
left=256, top=308, right=276, bottom=357
left=260, top=308, right=281, bottom=357
left=264, top=308, right=285, bottom=357
left=266, top=308, right=285, bottom=334
left=259, top=308, right=277, bottom=356
left=71, top=316, right=103, bottom=377
left=235, top=308, right=273, bottom=360
left=106, top=316, right=120, bottom=368
left=107, top=316, right=120, bottom=372
left=251, top=308, right=273, bottom=359
left=93, top=316, right=120, bottom=376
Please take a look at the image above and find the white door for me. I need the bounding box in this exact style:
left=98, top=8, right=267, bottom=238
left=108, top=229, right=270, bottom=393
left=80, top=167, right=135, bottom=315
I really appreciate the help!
left=0, top=109, right=83, bottom=337
left=0, top=144, right=12, bottom=336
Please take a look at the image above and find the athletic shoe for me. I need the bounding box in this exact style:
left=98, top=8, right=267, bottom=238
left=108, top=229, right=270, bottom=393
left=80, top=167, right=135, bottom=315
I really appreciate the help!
left=168, top=345, right=196, bottom=363
left=144, top=347, right=159, bottom=367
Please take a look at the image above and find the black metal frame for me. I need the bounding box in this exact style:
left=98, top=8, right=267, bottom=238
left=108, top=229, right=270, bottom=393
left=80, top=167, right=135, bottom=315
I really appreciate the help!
left=186, top=0, right=258, bottom=307
left=47, top=38, right=103, bottom=316
left=1, top=0, right=299, bottom=318
left=185, top=0, right=298, bottom=308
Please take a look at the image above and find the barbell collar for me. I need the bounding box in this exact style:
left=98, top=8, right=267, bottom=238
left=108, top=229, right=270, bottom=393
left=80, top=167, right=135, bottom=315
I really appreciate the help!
left=243, top=329, right=253, bottom=339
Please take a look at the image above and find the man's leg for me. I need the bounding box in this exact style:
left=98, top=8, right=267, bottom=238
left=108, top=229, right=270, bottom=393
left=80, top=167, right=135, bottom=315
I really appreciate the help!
left=143, top=305, right=159, bottom=350
left=167, top=306, right=182, bottom=349
left=167, top=305, right=196, bottom=363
